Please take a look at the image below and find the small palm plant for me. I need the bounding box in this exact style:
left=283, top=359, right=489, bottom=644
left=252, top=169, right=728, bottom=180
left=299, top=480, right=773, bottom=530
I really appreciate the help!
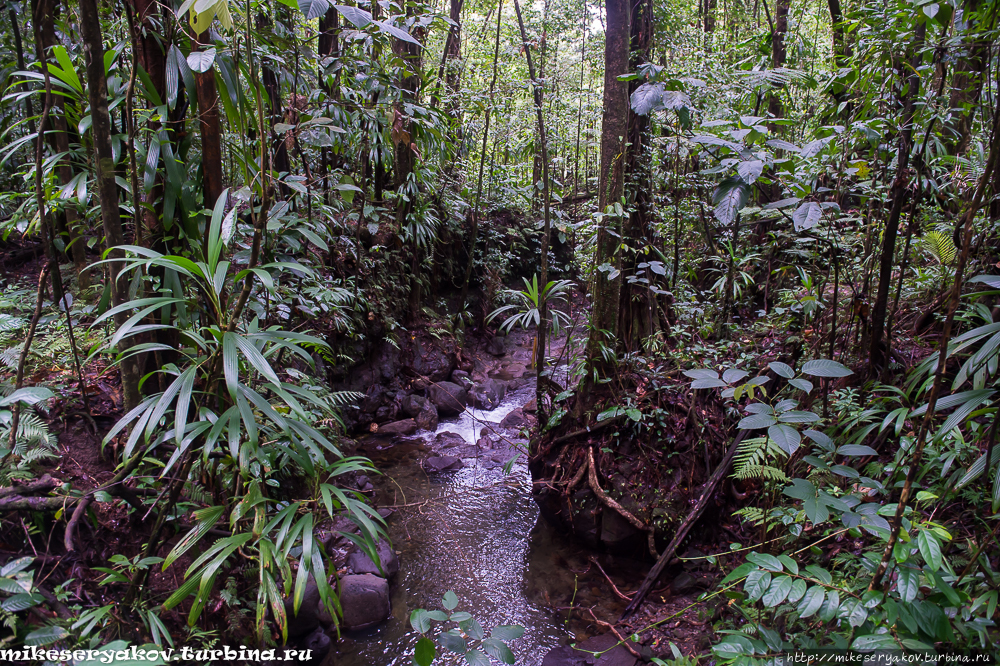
left=486, top=275, right=574, bottom=335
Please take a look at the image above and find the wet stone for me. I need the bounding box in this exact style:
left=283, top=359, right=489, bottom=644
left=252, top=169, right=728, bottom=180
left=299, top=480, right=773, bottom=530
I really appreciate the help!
left=340, top=574, right=392, bottom=630
left=415, top=404, right=439, bottom=431
left=377, top=419, right=418, bottom=436
left=283, top=578, right=334, bottom=638
left=471, top=378, right=508, bottom=410
left=423, top=455, right=464, bottom=473
left=428, top=381, right=469, bottom=416
left=541, top=647, right=590, bottom=666
left=346, top=539, right=399, bottom=578
left=401, top=394, right=430, bottom=417
left=486, top=336, right=506, bottom=356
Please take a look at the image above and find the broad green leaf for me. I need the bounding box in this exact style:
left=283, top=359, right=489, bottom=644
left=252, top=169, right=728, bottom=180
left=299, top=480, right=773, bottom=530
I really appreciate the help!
left=739, top=413, right=777, bottom=429
left=24, top=625, right=70, bottom=646
left=917, top=530, right=942, bottom=571
left=745, top=570, right=771, bottom=602
left=792, top=202, right=822, bottom=231
left=763, top=575, right=793, bottom=606
left=414, top=637, right=436, bottom=666
left=768, top=424, right=801, bottom=454
left=769, top=361, right=795, bottom=378
left=438, top=629, right=467, bottom=654
left=801, top=359, right=853, bottom=378
left=442, top=590, right=459, bottom=611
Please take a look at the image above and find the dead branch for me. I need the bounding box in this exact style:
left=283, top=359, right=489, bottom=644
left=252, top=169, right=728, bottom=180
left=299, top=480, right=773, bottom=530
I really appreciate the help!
left=0, top=474, right=59, bottom=500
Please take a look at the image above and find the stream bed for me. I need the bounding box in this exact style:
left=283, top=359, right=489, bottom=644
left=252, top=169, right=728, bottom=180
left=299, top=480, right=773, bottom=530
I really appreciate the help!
left=336, top=380, right=616, bottom=666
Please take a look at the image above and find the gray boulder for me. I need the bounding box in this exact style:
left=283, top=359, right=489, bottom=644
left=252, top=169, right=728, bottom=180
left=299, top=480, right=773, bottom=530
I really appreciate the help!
left=428, top=381, right=468, bottom=416
left=471, top=378, right=507, bottom=410
left=411, top=338, right=455, bottom=381
left=415, top=404, right=439, bottom=431
left=499, top=407, right=537, bottom=430
left=377, top=419, right=418, bottom=436
left=339, top=574, right=391, bottom=631
left=423, top=455, right=464, bottom=473
left=346, top=539, right=399, bottom=578
left=402, top=394, right=430, bottom=417
left=451, top=369, right=473, bottom=389
left=283, top=578, right=334, bottom=638
left=486, top=336, right=506, bottom=357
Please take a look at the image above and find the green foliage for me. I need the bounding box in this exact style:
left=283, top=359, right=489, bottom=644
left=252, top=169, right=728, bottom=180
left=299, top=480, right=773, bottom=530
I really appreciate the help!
left=410, top=591, right=524, bottom=666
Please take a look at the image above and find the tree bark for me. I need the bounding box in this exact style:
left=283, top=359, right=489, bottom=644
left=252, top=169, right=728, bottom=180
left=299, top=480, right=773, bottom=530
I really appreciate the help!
left=945, top=0, right=988, bottom=157
left=80, top=0, right=141, bottom=410
left=618, top=0, right=655, bottom=351
left=582, top=0, right=629, bottom=384
left=869, top=20, right=926, bottom=371
left=195, top=32, right=224, bottom=215
left=460, top=0, right=503, bottom=303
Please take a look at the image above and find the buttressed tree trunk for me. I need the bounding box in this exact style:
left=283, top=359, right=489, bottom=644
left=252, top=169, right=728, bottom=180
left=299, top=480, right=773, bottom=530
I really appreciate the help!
left=582, top=0, right=629, bottom=383
left=79, top=0, right=141, bottom=410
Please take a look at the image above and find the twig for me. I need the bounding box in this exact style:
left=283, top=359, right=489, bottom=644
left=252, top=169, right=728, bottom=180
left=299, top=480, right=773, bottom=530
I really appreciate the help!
left=584, top=608, right=643, bottom=659
left=589, top=555, right=633, bottom=601
left=63, top=496, right=93, bottom=553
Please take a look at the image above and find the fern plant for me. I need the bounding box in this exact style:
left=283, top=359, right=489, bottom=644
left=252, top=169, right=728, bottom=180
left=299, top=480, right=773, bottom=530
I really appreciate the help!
left=0, top=384, right=56, bottom=484
left=918, top=229, right=957, bottom=265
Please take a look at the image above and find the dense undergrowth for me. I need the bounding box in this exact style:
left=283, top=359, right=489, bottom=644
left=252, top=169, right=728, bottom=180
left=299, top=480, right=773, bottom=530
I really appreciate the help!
left=0, top=0, right=999, bottom=661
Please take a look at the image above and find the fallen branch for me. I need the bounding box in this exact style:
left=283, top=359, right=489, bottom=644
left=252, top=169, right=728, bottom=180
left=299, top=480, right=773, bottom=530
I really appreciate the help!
left=0, top=474, right=59, bottom=500
left=621, top=429, right=749, bottom=620
left=586, top=447, right=657, bottom=558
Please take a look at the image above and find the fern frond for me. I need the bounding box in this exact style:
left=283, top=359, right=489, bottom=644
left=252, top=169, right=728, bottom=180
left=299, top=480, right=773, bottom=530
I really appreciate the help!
left=734, top=464, right=789, bottom=482
left=734, top=507, right=765, bottom=526
left=918, top=230, right=957, bottom=265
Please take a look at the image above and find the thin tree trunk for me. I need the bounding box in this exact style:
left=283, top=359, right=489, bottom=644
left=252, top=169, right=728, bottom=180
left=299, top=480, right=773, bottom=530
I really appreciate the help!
left=869, top=21, right=926, bottom=370
left=618, top=0, right=654, bottom=351
left=460, top=0, right=503, bottom=303
left=195, top=31, right=224, bottom=215
left=514, top=0, right=553, bottom=420
left=80, top=0, right=142, bottom=410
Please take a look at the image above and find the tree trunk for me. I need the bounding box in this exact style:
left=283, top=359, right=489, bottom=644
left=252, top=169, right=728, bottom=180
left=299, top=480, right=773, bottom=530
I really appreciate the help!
left=581, top=0, right=629, bottom=391
left=514, top=0, right=553, bottom=419
left=460, top=0, right=503, bottom=303
left=393, top=12, right=425, bottom=320
left=869, top=20, right=926, bottom=371
left=80, top=0, right=142, bottom=410
left=618, top=0, right=655, bottom=351
left=195, top=32, right=224, bottom=214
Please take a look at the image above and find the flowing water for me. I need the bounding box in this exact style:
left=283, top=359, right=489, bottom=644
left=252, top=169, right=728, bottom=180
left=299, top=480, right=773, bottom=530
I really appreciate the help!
left=334, top=380, right=601, bottom=666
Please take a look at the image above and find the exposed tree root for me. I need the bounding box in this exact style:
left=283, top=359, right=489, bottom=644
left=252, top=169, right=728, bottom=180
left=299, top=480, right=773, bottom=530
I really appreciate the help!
left=586, top=447, right=657, bottom=558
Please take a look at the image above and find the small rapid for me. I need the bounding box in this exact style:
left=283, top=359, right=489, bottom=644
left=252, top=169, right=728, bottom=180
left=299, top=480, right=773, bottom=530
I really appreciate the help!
left=335, top=380, right=581, bottom=666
